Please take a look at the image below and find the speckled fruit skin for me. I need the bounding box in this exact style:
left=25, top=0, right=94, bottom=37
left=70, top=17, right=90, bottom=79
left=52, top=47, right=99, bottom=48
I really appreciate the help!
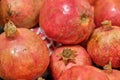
left=94, top=0, right=120, bottom=27
left=58, top=66, right=109, bottom=80
left=88, top=0, right=96, bottom=5
left=104, top=69, right=120, bottom=80
left=87, top=25, right=120, bottom=68
left=50, top=45, right=92, bottom=80
left=0, top=28, right=50, bottom=80
left=0, top=0, right=45, bottom=28
left=40, top=0, right=95, bottom=44
left=0, top=0, right=2, bottom=28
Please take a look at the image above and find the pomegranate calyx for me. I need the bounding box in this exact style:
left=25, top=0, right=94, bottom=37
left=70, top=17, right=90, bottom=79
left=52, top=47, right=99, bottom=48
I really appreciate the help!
left=4, top=20, right=19, bottom=38
left=101, top=20, right=113, bottom=31
left=59, top=48, right=77, bottom=65
left=81, top=14, right=90, bottom=25
left=103, top=61, right=113, bottom=73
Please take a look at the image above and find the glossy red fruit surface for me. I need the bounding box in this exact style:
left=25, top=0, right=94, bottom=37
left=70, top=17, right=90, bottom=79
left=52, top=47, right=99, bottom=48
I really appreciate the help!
left=40, top=0, right=95, bottom=44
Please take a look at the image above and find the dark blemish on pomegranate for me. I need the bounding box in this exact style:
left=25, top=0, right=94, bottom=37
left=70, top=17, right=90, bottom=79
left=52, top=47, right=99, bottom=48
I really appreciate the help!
left=78, top=34, right=83, bottom=38
left=81, top=14, right=88, bottom=22
left=7, top=5, right=19, bottom=17
left=57, top=33, right=63, bottom=39
left=23, top=48, right=27, bottom=52
left=95, top=39, right=99, bottom=43
left=74, top=34, right=83, bottom=41
left=7, top=7, right=12, bottom=16
left=13, top=48, right=17, bottom=55
left=103, top=27, right=113, bottom=31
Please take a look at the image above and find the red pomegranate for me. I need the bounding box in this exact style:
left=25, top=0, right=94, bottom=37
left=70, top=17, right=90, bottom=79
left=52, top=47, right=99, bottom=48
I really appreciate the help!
left=58, top=65, right=108, bottom=80
left=50, top=45, right=92, bottom=80
left=0, top=0, right=45, bottom=28
left=87, top=20, right=120, bottom=68
left=40, top=0, right=95, bottom=44
left=94, top=0, right=120, bottom=27
left=0, top=21, right=50, bottom=80
left=88, top=0, right=96, bottom=5
left=103, top=62, right=120, bottom=80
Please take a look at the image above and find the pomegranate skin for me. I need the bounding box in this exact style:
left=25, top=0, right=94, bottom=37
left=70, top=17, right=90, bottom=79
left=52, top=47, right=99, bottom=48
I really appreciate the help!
left=0, top=28, right=50, bottom=79
left=104, top=69, right=120, bottom=80
left=0, top=0, right=45, bottom=28
left=50, top=45, right=92, bottom=80
left=0, top=0, right=3, bottom=28
left=58, top=66, right=109, bottom=80
left=88, top=0, right=96, bottom=5
left=40, top=0, right=95, bottom=44
left=87, top=25, right=120, bottom=68
left=94, top=0, right=120, bottom=27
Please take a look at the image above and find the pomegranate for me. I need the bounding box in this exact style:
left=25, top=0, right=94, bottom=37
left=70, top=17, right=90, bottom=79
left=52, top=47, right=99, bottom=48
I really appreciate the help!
left=103, top=62, right=120, bottom=80
left=0, top=21, right=50, bottom=80
left=58, top=65, right=109, bottom=80
left=50, top=45, right=92, bottom=80
left=0, top=0, right=45, bottom=28
left=87, top=20, right=120, bottom=68
left=88, top=0, right=96, bottom=5
left=40, top=0, right=95, bottom=44
left=94, top=0, right=120, bottom=27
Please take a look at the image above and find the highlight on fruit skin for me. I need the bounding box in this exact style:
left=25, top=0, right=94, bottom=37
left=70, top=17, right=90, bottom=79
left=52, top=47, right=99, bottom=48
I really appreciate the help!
left=0, top=21, right=50, bottom=80
left=94, top=0, right=120, bottom=27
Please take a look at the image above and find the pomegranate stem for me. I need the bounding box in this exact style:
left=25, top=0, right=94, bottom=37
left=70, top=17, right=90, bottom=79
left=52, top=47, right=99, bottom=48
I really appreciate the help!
left=59, top=48, right=77, bottom=65
left=81, top=14, right=89, bottom=25
left=4, top=20, right=18, bottom=38
left=103, top=61, right=113, bottom=73
left=101, top=20, right=113, bottom=31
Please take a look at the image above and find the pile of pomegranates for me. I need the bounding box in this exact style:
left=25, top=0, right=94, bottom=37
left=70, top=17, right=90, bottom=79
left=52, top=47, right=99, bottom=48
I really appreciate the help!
left=1, top=0, right=120, bottom=80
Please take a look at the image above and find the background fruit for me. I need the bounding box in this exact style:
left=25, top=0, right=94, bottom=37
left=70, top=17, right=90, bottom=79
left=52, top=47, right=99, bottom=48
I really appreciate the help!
left=94, top=0, right=120, bottom=27
left=0, top=0, right=45, bottom=28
